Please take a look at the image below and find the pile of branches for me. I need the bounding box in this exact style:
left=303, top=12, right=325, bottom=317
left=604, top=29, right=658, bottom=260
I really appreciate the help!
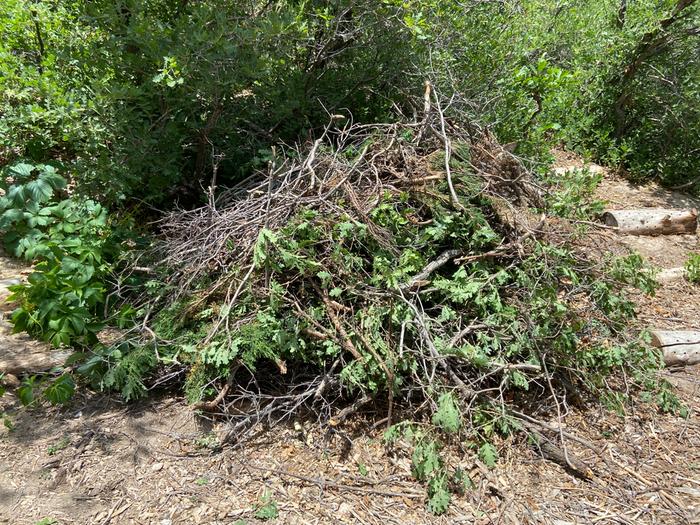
left=131, top=102, right=656, bottom=472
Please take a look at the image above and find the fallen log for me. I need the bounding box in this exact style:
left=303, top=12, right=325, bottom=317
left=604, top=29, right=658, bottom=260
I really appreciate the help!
left=553, top=164, right=605, bottom=176
left=602, top=208, right=697, bottom=235
left=655, top=267, right=687, bottom=283
left=650, top=330, right=700, bottom=366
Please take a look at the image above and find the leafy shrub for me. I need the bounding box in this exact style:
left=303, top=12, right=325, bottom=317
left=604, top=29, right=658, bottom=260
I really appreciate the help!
left=0, top=162, right=67, bottom=256
left=542, top=167, right=605, bottom=220
left=686, top=253, right=700, bottom=284
left=1, top=162, right=116, bottom=347
left=1, top=0, right=426, bottom=204
left=16, top=373, right=75, bottom=407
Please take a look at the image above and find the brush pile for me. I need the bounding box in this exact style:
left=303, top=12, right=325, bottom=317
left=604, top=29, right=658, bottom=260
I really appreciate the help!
left=131, top=109, right=661, bottom=458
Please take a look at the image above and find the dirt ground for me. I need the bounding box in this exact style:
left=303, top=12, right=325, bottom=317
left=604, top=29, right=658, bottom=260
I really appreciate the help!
left=1, top=155, right=699, bottom=525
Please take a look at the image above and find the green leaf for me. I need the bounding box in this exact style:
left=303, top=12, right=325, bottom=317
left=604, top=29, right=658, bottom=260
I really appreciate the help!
left=25, top=179, right=54, bottom=203
left=427, top=475, right=451, bottom=515
left=0, top=208, right=23, bottom=227
left=432, top=392, right=462, bottom=433
left=38, top=169, right=67, bottom=190
left=8, top=163, right=34, bottom=179
left=509, top=370, right=529, bottom=390
left=43, top=375, right=75, bottom=405
left=6, top=186, right=25, bottom=207
left=254, top=490, right=278, bottom=520
left=17, top=384, right=34, bottom=406
left=412, top=439, right=442, bottom=481
left=478, top=442, right=498, bottom=468
left=34, top=518, right=58, bottom=525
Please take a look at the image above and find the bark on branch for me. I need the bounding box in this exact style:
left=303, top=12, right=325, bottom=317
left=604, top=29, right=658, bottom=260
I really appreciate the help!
left=602, top=208, right=697, bottom=235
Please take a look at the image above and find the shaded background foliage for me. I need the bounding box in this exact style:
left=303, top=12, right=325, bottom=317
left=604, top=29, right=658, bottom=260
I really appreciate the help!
left=2, top=0, right=698, bottom=203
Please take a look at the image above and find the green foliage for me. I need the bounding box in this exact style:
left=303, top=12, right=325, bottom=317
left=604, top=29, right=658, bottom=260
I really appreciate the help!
left=43, top=374, right=76, bottom=405
left=384, top=421, right=490, bottom=515
left=254, top=490, right=279, bottom=520
left=1, top=0, right=698, bottom=199
left=77, top=342, right=157, bottom=401
left=357, top=462, right=369, bottom=476
left=0, top=162, right=66, bottom=257
left=397, top=426, right=452, bottom=515
left=543, top=167, right=605, bottom=220
left=193, top=432, right=220, bottom=450
left=685, top=253, right=700, bottom=284
left=609, top=253, right=659, bottom=296
left=1, top=0, right=423, bottom=204
left=654, top=382, right=689, bottom=418
left=478, top=442, right=498, bottom=468
left=432, top=392, right=462, bottom=434
left=0, top=1, right=692, bottom=514
left=47, top=436, right=70, bottom=456
left=415, top=0, right=700, bottom=186
left=0, top=163, right=116, bottom=348
left=16, top=374, right=75, bottom=407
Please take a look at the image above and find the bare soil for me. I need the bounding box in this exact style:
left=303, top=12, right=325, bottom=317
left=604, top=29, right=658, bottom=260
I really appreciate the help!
left=1, top=156, right=699, bottom=525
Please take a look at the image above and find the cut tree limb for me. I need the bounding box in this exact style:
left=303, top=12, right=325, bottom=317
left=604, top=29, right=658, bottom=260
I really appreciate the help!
left=399, top=249, right=462, bottom=291
left=650, top=330, right=700, bottom=366
left=535, top=436, right=594, bottom=480
left=602, top=208, right=697, bottom=235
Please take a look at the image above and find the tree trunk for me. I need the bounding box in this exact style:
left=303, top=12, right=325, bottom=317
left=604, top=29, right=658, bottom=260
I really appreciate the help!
left=650, top=330, right=700, bottom=366
left=602, top=208, right=697, bottom=235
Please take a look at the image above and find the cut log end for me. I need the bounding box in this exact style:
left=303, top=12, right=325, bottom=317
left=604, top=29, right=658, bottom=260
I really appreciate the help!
left=603, top=208, right=697, bottom=236
left=650, top=330, right=700, bottom=367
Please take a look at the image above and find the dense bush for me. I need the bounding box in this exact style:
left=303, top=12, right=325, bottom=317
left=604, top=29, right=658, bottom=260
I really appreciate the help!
left=2, top=0, right=426, bottom=204
left=0, top=162, right=117, bottom=347
left=418, top=0, right=699, bottom=183
left=3, top=1, right=697, bottom=198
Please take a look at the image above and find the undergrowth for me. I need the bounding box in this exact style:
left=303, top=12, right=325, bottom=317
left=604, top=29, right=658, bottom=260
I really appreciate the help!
left=686, top=253, right=700, bottom=284
left=0, top=162, right=120, bottom=347
left=542, top=166, right=605, bottom=221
